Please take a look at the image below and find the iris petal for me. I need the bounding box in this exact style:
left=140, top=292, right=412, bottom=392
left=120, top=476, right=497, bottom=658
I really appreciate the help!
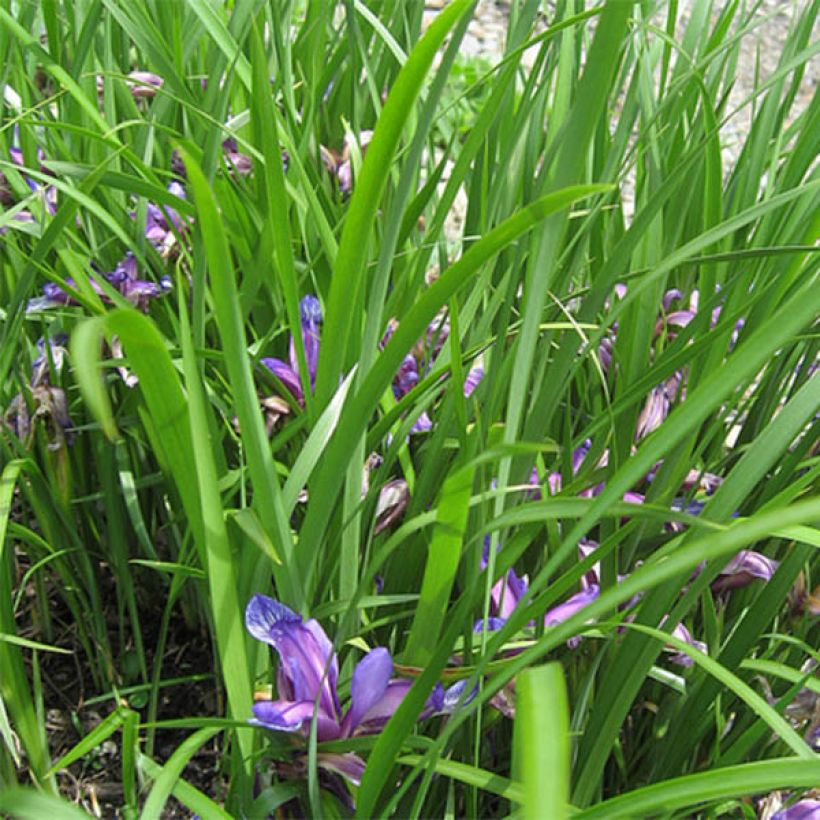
left=341, top=648, right=393, bottom=736
left=350, top=680, right=412, bottom=736
left=544, top=585, right=600, bottom=628
left=252, top=700, right=341, bottom=741
left=245, top=594, right=340, bottom=721
left=262, top=358, right=304, bottom=402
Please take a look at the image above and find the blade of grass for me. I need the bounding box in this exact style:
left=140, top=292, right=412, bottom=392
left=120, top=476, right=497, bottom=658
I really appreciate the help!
left=513, top=662, right=571, bottom=820
left=575, top=758, right=820, bottom=819
left=139, top=727, right=224, bottom=820
left=178, top=292, right=254, bottom=786
left=403, top=463, right=475, bottom=666
left=178, top=146, right=301, bottom=608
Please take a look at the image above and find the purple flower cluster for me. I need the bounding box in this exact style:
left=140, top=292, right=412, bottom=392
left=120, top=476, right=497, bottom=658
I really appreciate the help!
left=476, top=537, right=707, bottom=666
left=387, top=313, right=483, bottom=433
left=259, top=299, right=482, bottom=438
left=26, top=180, right=187, bottom=313
left=27, top=252, right=173, bottom=313
left=597, top=285, right=744, bottom=440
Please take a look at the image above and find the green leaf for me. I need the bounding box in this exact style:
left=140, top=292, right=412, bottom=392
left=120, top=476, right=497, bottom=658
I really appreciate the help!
left=227, top=509, right=282, bottom=565
left=396, top=754, right=524, bottom=803
left=575, top=758, right=820, bottom=819
left=139, top=728, right=226, bottom=820
left=0, top=788, right=90, bottom=820
left=514, top=663, right=571, bottom=820
left=178, top=145, right=300, bottom=607
left=46, top=708, right=128, bottom=777
left=403, top=463, right=475, bottom=666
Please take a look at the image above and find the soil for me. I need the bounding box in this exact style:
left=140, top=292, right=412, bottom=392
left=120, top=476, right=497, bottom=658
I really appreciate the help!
left=14, top=556, right=224, bottom=818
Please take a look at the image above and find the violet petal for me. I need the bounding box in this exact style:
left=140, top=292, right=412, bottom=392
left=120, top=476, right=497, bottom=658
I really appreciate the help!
left=245, top=594, right=339, bottom=722
left=473, top=616, right=508, bottom=633
left=289, top=295, right=322, bottom=386
left=352, top=680, right=413, bottom=736
left=491, top=568, right=528, bottom=621
left=463, top=367, right=483, bottom=397
left=544, top=585, right=600, bottom=628
left=317, top=752, right=367, bottom=786
left=772, top=800, right=820, bottom=820
left=261, top=358, right=304, bottom=402
left=668, top=622, right=707, bottom=667
left=252, top=700, right=341, bottom=741
left=341, top=647, right=393, bottom=736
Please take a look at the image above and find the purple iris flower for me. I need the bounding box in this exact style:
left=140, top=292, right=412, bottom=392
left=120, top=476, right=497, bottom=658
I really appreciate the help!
left=477, top=538, right=529, bottom=621
left=772, top=800, right=820, bottom=820
left=30, top=334, right=68, bottom=387
left=476, top=537, right=706, bottom=667
left=392, top=354, right=432, bottom=432
left=666, top=621, right=708, bottom=667
left=655, top=287, right=744, bottom=347
left=598, top=333, right=615, bottom=371
left=126, top=71, right=164, bottom=98
left=544, top=585, right=601, bottom=627
left=261, top=295, right=322, bottom=405
left=319, top=131, right=374, bottom=195
left=464, top=366, right=484, bottom=397
left=4, top=336, right=74, bottom=448
left=474, top=541, right=600, bottom=644
left=711, top=550, right=778, bottom=592
left=337, top=131, right=373, bottom=195
left=373, top=479, right=410, bottom=535
left=386, top=313, right=483, bottom=434
left=246, top=594, right=464, bottom=785
left=473, top=565, right=601, bottom=650
left=636, top=373, right=684, bottom=440
left=143, top=181, right=189, bottom=257
left=26, top=253, right=171, bottom=313
left=222, top=138, right=253, bottom=176
left=530, top=439, right=593, bottom=498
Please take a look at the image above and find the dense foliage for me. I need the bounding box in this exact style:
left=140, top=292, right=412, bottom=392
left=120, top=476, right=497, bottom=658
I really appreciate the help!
left=1, top=0, right=818, bottom=817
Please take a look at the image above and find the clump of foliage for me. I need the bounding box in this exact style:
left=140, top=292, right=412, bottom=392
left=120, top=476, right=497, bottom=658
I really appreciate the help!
left=0, top=0, right=818, bottom=817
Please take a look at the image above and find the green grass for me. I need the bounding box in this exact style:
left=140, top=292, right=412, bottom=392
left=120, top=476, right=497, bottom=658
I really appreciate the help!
left=1, top=0, right=818, bottom=817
